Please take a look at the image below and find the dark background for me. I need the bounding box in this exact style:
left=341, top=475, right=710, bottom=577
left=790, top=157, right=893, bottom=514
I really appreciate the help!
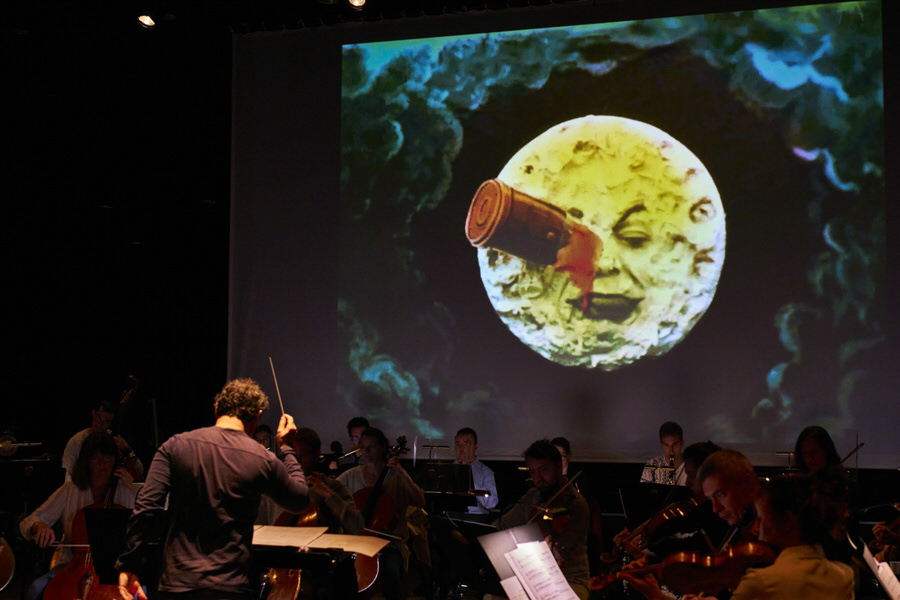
left=2, top=0, right=896, bottom=538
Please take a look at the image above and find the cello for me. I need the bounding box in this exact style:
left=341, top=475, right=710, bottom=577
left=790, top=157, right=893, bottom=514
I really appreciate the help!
left=352, top=435, right=408, bottom=594
left=43, top=477, right=127, bottom=600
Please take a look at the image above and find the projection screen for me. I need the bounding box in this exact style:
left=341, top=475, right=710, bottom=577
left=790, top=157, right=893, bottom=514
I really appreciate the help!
left=230, top=0, right=897, bottom=468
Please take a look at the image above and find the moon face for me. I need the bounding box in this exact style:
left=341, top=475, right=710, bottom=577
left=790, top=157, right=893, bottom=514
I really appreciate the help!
left=474, top=115, right=726, bottom=369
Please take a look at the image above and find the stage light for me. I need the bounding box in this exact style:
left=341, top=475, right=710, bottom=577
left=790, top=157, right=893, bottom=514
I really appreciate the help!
left=138, top=14, right=156, bottom=28
left=348, top=0, right=366, bottom=9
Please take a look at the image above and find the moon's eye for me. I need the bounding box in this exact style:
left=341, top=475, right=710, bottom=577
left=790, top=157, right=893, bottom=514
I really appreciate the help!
left=615, top=228, right=650, bottom=249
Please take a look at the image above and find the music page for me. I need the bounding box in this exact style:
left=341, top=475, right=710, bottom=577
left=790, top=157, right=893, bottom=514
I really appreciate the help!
left=504, top=541, right=579, bottom=600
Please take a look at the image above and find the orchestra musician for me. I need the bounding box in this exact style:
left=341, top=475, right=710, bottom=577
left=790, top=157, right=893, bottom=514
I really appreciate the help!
left=551, top=437, right=572, bottom=478
left=614, top=441, right=726, bottom=559
left=623, top=473, right=855, bottom=600
left=609, top=448, right=761, bottom=599
left=698, top=449, right=761, bottom=543
left=338, top=416, right=370, bottom=470
left=270, top=427, right=364, bottom=535
left=494, top=439, right=591, bottom=600
left=454, top=427, right=498, bottom=515
left=116, top=378, right=310, bottom=600
left=62, top=398, right=143, bottom=483
left=640, top=422, right=686, bottom=485
left=337, top=427, right=425, bottom=600
left=794, top=425, right=842, bottom=475
left=19, top=431, right=138, bottom=600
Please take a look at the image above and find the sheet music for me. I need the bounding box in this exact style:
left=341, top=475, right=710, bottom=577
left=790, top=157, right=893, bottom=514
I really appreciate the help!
left=504, top=541, right=579, bottom=600
left=499, top=576, right=531, bottom=600
left=861, top=541, right=900, bottom=600
left=309, top=533, right=389, bottom=558
left=252, top=525, right=328, bottom=548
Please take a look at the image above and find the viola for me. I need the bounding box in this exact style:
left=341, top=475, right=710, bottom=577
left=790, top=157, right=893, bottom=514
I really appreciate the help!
left=590, top=540, right=777, bottom=596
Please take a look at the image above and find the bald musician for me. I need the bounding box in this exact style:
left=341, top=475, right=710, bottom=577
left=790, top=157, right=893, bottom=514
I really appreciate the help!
left=494, top=439, right=590, bottom=600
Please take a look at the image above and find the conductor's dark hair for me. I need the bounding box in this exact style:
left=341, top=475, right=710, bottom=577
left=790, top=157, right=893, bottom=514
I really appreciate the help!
left=456, top=427, right=478, bottom=443
left=214, top=378, right=269, bottom=423
left=72, top=431, right=118, bottom=490
left=659, top=421, right=683, bottom=440
left=794, top=426, right=841, bottom=474
left=524, top=439, right=562, bottom=464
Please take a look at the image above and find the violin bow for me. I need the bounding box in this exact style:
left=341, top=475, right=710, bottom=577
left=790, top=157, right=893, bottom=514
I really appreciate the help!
left=268, top=356, right=286, bottom=416
left=840, top=442, right=864, bottom=465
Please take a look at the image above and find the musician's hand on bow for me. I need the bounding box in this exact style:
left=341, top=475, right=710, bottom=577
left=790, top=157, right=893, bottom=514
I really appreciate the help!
left=31, top=522, right=55, bottom=548
left=276, top=414, right=297, bottom=448
left=119, top=571, right=147, bottom=600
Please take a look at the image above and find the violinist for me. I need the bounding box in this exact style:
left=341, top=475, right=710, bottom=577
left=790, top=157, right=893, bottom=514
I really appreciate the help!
left=794, top=426, right=842, bottom=476
left=699, top=449, right=761, bottom=542
left=62, top=398, right=143, bottom=483
left=116, top=378, right=310, bottom=600
left=337, top=427, right=425, bottom=600
left=615, top=441, right=726, bottom=559
left=19, top=431, right=137, bottom=600
left=623, top=474, right=855, bottom=600
left=494, top=439, right=590, bottom=600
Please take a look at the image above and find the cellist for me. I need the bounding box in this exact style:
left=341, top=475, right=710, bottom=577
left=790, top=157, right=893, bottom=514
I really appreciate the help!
left=258, top=427, right=364, bottom=535
left=337, top=427, right=425, bottom=600
left=493, top=439, right=591, bottom=600
left=19, top=431, right=138, bottom=599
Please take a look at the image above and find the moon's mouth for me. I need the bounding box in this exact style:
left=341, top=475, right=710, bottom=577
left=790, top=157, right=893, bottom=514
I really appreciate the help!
left=567, top=293, right=641, bottom=322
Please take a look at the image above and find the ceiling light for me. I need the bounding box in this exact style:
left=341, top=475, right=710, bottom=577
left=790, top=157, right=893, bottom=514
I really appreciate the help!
left=138, top=14, right=156, bottom=29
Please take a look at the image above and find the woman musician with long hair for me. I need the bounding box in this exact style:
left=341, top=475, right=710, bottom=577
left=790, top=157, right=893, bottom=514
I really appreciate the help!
left=19, top=432, right=138, bottom=599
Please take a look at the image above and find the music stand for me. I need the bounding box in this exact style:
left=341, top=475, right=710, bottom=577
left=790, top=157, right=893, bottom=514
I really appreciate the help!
left=416, top=462, right=477, bottom=512
left=84, top=507, right=132, bottom=584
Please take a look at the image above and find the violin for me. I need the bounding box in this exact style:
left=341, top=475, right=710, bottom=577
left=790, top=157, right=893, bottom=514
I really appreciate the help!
left=606, top=496, right=701, bottom=561
left=526, top=471, right=582, bottom=567
left=590, top=540, right=777, bottom=596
